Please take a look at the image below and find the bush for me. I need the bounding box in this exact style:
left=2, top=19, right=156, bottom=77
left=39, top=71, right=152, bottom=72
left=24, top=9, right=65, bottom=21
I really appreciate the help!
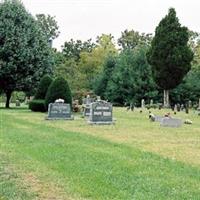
left=29, top=99, right=46, bottom=112
left=45, top=77, right=72, bottom=108
left=34, top=75, right=53, bottom=99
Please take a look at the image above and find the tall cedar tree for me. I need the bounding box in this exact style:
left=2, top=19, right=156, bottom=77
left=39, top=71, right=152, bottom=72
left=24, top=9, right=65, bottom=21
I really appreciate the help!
left=147, top=8, right=193, bottom=107
left=0, top=0, right=53, bottom=108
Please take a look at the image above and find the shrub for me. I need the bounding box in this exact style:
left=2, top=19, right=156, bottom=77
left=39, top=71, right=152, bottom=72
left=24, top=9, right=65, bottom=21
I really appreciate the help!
left=29, top=99, right=46, bottom=112
left=34, top=75, right=53, bottom=99
left=45, top=77, right=72, bottom=108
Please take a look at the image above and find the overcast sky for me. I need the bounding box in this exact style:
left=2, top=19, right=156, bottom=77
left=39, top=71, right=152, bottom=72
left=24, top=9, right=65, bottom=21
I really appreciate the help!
left=22, top=0, right=200, bottom=50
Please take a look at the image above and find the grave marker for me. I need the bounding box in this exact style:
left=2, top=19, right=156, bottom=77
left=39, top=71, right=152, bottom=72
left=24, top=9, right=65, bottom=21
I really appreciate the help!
left=46, top=103, right=73, bottom=120
left=88, top=100, right=114, bottom=125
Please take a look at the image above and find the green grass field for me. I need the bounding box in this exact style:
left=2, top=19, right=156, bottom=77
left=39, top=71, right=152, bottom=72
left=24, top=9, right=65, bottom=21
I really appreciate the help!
left=1, top=105, right=200, bottom=199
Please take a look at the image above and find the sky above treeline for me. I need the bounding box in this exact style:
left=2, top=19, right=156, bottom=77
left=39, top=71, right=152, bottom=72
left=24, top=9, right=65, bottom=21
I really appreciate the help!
left=22, top=0, right=200, bottom=50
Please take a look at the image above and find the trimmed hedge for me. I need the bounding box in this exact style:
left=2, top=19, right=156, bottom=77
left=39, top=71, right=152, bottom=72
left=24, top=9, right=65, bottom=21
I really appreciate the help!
left=45, top=77, right=72, bottom=108
left=34, top=75, right=53, bottom=99
left=29, top=99, right=46, bottom=112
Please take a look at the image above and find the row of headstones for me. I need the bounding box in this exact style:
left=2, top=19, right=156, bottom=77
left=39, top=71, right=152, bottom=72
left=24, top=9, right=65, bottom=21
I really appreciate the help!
left=46, top=100, right=114, bottom=125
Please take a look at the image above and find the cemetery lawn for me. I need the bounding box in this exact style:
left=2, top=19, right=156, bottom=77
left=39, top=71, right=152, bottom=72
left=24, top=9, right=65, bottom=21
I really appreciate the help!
left=1, top=106, right=200, bottom=200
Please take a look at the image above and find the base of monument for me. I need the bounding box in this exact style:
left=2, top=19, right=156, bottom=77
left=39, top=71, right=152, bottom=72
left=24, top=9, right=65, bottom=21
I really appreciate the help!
left=45, top=116, right=74, bottom=120
left=88, top=121, right=115, bottom=125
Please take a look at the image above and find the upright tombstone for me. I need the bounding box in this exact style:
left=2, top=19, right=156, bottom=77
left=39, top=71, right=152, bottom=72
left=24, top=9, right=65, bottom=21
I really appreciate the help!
left=150, top=99, right=153, bottom=106
left=46, top=100, right=73, bottom=120
left=88, top=100, right=114, bottom=125
left=83, top=95, right=93, bottom=117
left=141, top=99, right=145, bottom=109
left=174, top=104, right=177, bottom=112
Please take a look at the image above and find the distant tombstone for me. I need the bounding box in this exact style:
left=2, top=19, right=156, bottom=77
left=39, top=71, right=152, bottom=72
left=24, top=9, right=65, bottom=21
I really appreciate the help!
left=83, top=104, right=91, bottom=117
left=150, top=99, right=153, bottom=106
left=181, top=104, right=184, bottom=111
left=16, top=100, right=20, bottom=107
left=154, top=116, right=165, bottom=122
left=46, top=103, right=73, bottom=120
left=83, top=95, right=93, bottom=117
left=174, top=104, right=177, bottom=112
left=88, top=100, right=114, bottom=125
left=141, top=99, right=145, bottom=109
left=160, top=118, right=183, bottom=128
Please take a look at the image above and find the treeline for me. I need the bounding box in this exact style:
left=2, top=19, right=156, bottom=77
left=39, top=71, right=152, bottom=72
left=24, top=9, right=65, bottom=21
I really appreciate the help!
left=54, top=29, right=200, bottom=106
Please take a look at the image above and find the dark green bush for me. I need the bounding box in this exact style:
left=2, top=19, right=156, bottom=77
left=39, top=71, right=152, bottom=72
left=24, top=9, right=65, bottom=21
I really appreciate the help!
left=45, top=77, right=72, bottom=108
left=34, top=75, right=53, bottom=99
left=29, top=99, right=46, bottom=112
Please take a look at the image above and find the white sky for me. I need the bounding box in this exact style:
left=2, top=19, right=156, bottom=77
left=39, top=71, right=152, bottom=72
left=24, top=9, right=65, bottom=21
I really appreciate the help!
left=22, top=0, right=200, bottom=50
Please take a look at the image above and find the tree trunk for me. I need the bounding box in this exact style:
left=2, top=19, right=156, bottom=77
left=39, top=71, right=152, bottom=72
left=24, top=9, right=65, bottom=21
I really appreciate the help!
left=5, top=91, right=12, bottom=108
left=163, top=89, right=169, bottom=108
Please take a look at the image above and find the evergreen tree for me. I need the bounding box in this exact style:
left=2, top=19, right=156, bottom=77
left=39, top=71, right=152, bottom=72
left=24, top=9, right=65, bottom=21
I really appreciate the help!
left=34, top=75, right=53, bottom=99
left=147, top=8, right=193, bottom=107
left=45, top=77, right=72, bottom=108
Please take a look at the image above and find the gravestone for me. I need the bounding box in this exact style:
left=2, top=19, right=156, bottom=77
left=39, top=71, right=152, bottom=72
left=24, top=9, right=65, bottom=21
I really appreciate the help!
left=46, top=103, right=73, bottom=120
left=150, top=99, right=153, bottom=106
left=174, top=104, right=177, bottom=112
left=16, top=100, right=20, bottom=107
left=88, top=100, right=114, bottom=125
left=154, top=115, right=165, bottom=122
left=141, top=99, right=145, bottom=109
left=160, top=118, right=183, bottom=127
left=82, top=95, right=94, bottom=117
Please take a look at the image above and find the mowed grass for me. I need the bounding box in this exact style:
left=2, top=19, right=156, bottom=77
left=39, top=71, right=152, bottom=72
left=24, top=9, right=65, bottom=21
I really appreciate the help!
left=1, top=106, right=200, bottom=199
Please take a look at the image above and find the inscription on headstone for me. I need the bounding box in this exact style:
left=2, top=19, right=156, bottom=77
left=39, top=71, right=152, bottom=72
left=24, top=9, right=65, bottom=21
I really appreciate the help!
left=88, top=101, right=114, bottom=125
left=46, top=103, right=73, bottom=120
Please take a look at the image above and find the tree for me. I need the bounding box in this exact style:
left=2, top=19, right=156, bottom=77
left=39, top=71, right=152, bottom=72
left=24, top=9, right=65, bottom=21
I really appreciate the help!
left=106, top=46, right=157, bottom=105
left=36, top=14, right=60, bottom=43
left=62, top=39, right=95, bottom=61
left=78, top=34, right=118, bottom=90
left=34, top=75, right=53, bottom=99
left=147, top=8, right=193, bottom=107
left=45, top=77, right=72, bottom=108
left=118, top=29, right=152, bottom=50
left=94, top=55, right=116, bottom=99
left=0, top=0, right=54, bottom=108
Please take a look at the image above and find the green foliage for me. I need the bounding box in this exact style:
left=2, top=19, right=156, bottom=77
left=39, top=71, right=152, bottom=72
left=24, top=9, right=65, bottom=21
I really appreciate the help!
left=147, top=8, right=193, bottom=90
left=36, top=14, right=60, bottom=41
left=106, top=46, right=157, bottom=105
left=34, top=75, right=53, bottom=99
left=118, top=29, right=152, bottom=50
left=94, top=55, right=116, bottom=99
left=29, top=99, right=46, bottom=112
left=62, top=39, right=95, bottom=61
left=79, top=34, right=118, bottom=90
left=0, top=0, right=54, bottom=107
left=45, top=77, right=72, bottom=107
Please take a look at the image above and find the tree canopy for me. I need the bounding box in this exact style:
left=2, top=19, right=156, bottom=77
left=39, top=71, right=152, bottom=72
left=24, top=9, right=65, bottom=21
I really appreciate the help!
left=0, top=0, right=54, bottom=107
